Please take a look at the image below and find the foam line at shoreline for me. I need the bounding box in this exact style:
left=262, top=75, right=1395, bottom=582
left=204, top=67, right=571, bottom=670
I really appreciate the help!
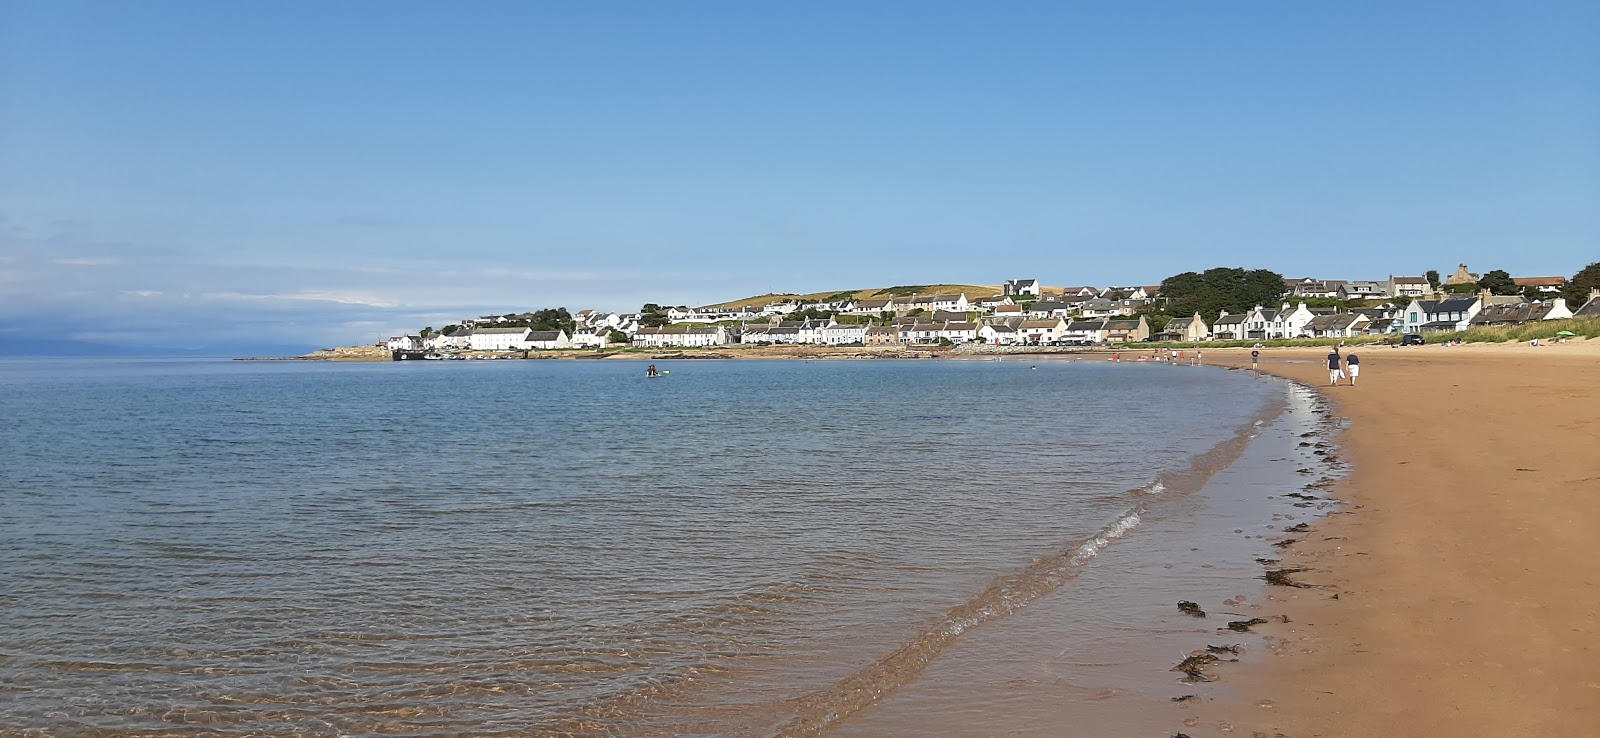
left=769, top=383, right=1294, bottom=738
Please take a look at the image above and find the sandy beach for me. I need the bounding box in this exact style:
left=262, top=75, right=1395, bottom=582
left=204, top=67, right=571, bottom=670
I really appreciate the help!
left=1193, top=342, right=1600, bottom=737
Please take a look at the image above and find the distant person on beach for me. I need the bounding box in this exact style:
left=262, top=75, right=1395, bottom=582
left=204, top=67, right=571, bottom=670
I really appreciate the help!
left=1194, top=350, right=1203, bottom=366
left=1328, top=349, right=1343, bottom=385
left=1251, top=349, right=1260, bottom=370
left=1346, top=353, right=1360, bottom=385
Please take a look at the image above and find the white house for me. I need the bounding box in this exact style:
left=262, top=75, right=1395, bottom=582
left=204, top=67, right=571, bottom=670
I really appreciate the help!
left=468, top=327, right=532, bottom=351
left=1304, top=313, right=1370, bottom=338
left=1388, top=276, right=1431, bottom=298
left=386, top=335, right=424, bottom=351
left=1026, top=301, right=1075, bottom=319
left=796, top=319, right=833, bottom=344
left=1211, top=311, right=1246, bottom=340
left=899, top=322, right=940, bottom=344
left=427, top=327, right=471, bottom=350
left=1078, top=298, right=1119, bottom=318
left=1279, top=303, right=1318, bottom=338
left=1241, top=306, right=1283, bottom=340
left=1062, top=320, right=1109, bottom=343
left=525, top=330, right=572, bottom=350
left=1402, top=296, right=1482, bottom=333
left=1017, top=318, right=1068, bottom=345
left=886, top=293, right=969, bottom=314
left=632, top=325, right=733, bottom=348
left=974, top=295, right=1014, bottom=311
left=1338, top=281, right=1389, bottom=301
left=820, top=322, right=869, bottom=345
left=848, top=298, right=895, bottom=315
left=570, top=328, right=610, bottom=349
left=939, top=321, right=980, bottom=343
left=1003, top=279, right=1041, bottom=297
left=978, top=323, right=1020, bottom=345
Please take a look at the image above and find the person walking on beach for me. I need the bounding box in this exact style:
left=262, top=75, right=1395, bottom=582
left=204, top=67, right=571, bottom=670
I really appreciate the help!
left=1327, top=348, right=1342, bottom=386
left=1346, top=353, right=1359, bottom=386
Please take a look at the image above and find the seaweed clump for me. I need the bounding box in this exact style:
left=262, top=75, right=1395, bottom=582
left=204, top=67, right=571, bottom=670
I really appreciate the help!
left=1226, top=618, right=1270, bottom=632
left=1263, top=568, right=1311, bottom=587
left=1177, top=600, right=1206, bottom=617
left=1173, top=653, right=1220, bottom=682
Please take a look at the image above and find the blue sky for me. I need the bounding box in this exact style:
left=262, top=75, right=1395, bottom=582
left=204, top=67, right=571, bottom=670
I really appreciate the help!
left=2, top=1, right=1596, bottom=353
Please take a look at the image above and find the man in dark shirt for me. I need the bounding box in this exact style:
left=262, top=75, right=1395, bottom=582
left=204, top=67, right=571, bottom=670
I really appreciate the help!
left=1328, top=349, right=1342, bottom=385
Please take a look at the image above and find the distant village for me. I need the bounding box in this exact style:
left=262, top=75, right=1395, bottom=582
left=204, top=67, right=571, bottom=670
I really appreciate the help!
left=385, top=265, right=1600, bottom=354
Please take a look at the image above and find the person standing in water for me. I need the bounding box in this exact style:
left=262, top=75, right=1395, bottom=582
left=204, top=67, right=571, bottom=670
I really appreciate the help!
left=1346, top=353, right=1360, bottom=386
left=646, top=364, right=659, bottom=378
left=1251, top=349, right=1260, bottom=370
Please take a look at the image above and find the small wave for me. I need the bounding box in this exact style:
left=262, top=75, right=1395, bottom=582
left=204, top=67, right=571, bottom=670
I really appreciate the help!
left=772, top=508, right=1143, bottom=738
left=1133, top=480, right=1166, bottom=496
left=1069, top=510, right=1141, bottom=565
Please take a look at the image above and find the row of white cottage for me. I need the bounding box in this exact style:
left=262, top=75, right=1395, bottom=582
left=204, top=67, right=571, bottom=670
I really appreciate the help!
left=1159, top=294, right=1585, bottom=342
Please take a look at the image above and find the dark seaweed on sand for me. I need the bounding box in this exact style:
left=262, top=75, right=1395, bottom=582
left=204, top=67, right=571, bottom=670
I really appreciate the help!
left=1206, top=644, right=1241, bottom=655
left=1173, top=653, right=1220, bottom=682
left=1177, top=600, right=1206, bottom=617
left=1263, top=568, right=1311, bottom=587
left=1284, top=522, right=1311, bottom=532
left=1226, top=618, right=1270, bottom=632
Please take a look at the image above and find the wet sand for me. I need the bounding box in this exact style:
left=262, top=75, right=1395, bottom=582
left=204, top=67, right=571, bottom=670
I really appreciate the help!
left=1199, top=342, right=1600, bottom=737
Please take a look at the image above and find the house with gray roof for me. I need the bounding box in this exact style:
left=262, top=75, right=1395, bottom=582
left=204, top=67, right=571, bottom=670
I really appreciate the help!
left=1211, top=311, right=1247, bottom=340
left=1401, top=296, right=1483, bottom=333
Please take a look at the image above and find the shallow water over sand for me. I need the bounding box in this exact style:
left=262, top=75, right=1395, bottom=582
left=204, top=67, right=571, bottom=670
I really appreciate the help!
left=0, top=358, right=1329, bottom=736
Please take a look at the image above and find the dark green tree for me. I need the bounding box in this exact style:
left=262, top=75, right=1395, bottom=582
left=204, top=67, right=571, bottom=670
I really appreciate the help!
left=1425, top=270, right=1441, bottom=289
left=1477, top=269, right=1518, bottom=295
left=1159, top=268, right=1287, bottom=323
left=640, top=304, right=670, bottom=328
left=605, top=328, right=630, bottom=345
left=1563, top=262, right=1600, bottom=306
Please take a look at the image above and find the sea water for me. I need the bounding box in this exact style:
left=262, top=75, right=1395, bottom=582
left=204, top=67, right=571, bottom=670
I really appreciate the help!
left=0, top=358, right=1333, bottom=737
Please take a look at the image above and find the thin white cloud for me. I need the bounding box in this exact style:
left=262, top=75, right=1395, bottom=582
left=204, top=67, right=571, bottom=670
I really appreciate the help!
left=53, top=257, right=118, bottom=266
left=199, top=290, right=400, bottom=308
left=475, top=267, right=605, bottom=281
left=121, top=290, right=163, bottom=298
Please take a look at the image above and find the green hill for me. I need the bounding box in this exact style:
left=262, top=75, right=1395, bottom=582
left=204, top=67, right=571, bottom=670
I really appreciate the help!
left=710, top=284, right=1002, bottom=309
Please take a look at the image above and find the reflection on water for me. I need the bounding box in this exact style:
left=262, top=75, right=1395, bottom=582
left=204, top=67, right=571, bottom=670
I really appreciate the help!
left=0, top=358, right=1283, bottom=736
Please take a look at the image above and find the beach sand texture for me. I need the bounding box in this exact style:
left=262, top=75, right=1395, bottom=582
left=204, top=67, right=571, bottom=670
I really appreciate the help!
left=1202, top=342, right=1600, bottom=737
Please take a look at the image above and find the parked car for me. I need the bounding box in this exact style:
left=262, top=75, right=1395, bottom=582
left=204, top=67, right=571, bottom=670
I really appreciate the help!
left=1400, top=333, right=1424, bottom=346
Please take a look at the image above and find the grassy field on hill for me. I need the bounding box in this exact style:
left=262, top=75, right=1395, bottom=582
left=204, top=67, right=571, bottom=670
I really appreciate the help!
left=710, top=284, right=1002, bottom=309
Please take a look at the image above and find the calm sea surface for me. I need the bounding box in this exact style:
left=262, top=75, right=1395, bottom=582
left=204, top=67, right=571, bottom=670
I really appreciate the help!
left=0, top=358, right=1306, bottom=737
